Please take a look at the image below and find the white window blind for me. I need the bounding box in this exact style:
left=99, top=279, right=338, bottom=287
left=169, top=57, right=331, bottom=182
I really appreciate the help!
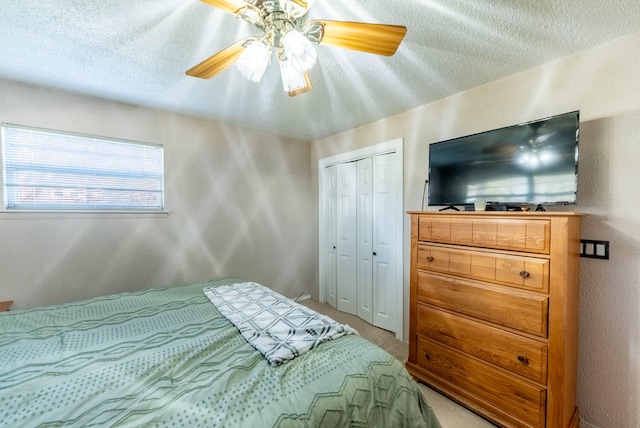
left=1, top=123, right=164, bottom=211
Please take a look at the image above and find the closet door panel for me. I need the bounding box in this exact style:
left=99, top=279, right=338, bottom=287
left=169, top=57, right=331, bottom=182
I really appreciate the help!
left=336, top=162, right=357, bottom=315
left=325, top=165, right=338, bottom=308
left=356, top=158, right=373, bottom=323
left=372, top=152, right=397, bottom=331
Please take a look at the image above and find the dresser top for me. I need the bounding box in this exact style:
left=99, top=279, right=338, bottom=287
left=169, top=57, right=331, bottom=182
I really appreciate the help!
left=407, top=210, right=584, bottom=217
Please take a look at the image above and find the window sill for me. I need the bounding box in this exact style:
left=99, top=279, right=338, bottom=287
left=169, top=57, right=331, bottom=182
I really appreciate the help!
left=0, top=210, right=169, bottom=219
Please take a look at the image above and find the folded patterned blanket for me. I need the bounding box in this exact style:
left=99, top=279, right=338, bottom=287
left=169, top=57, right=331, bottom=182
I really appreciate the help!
left=203, top=282, right=357, bottom=366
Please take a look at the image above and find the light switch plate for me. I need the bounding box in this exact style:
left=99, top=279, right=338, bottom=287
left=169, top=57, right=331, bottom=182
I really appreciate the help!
left=580, top=240, right=609, bottom=260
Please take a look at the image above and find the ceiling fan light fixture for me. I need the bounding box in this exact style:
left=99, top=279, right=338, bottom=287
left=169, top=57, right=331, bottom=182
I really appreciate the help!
left=279, top=56, right=308, bottom=93
left=281, top=30, right=317, bottom=71
left=189, top=1, right=408, bottom=97
left=236, top=40, right=271, bottom=82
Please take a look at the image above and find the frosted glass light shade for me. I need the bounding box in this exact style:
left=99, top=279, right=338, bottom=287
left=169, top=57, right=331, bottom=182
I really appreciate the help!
left=236, top=41, right=271, bottom=82
left=281, top=30, right=317, bottom=71
left=279, top=57, right=307, bottom=92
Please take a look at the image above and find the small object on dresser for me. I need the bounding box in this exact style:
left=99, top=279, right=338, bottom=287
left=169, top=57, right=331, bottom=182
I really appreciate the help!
left=0, top=301, right=13, bottom=312
left=473, top=199, right=487, bottom=211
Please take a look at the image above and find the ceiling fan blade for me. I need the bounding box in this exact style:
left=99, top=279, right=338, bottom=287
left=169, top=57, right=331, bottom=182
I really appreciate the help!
left=309, top=20, right=407, bottom=56
left=288, top=72, right=312, bottom=97
left=199, top=0, right=248, bottom=15
left=186, top=39, right=249, bottom=79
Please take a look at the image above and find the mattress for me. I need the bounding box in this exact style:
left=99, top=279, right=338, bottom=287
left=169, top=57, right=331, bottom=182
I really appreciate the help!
left=0, top=278, right=440, bottom=427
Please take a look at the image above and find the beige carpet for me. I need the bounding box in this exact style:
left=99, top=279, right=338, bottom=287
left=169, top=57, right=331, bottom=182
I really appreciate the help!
left=299, top=299, right=497, bottom=428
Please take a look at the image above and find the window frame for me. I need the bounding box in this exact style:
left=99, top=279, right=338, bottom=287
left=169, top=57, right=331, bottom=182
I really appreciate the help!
left=1, top=123, right=166, bottom=214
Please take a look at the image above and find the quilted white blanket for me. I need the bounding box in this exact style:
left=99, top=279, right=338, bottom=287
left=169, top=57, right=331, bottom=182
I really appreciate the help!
left=203, top=282, right=357, bottom=366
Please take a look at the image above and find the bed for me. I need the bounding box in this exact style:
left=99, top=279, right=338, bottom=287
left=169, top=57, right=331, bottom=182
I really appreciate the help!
left=0, top=278, right=440, bottom=427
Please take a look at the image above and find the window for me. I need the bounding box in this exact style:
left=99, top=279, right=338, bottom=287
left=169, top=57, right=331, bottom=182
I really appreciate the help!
left=1, top=123, right=164, bottom=211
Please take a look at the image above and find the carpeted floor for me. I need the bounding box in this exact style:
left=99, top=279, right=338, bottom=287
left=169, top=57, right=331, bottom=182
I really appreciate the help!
left=299, top=298, right=497, bottom=428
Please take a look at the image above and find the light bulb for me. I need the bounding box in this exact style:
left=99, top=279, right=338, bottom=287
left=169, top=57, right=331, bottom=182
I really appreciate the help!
left=236, top=40, right=271, bottom=82
left=279, top=57, right=307, bottom=93
left=281, top=30, right=317, bottom=71
left=539, top=149, right=557, bottom=165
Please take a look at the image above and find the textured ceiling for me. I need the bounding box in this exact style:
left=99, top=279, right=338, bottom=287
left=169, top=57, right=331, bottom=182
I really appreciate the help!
left=1, top=0, right=639, bottom=141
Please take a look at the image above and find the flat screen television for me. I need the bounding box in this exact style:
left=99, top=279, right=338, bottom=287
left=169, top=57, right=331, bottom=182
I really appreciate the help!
left=428, top=111, right=579, bottom=209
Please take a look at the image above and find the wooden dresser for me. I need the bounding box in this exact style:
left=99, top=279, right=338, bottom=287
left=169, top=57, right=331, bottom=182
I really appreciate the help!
left=407, top=211, right=582, bottom=428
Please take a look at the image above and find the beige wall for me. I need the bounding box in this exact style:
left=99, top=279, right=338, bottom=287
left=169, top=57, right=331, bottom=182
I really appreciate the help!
left=311, top=30, right=640, bottom=428
left=0, top=79, right=314, bottom=308
left=2, top=28, right=638, bottom=428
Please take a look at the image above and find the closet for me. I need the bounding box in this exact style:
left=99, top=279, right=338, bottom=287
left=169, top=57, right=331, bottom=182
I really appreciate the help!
left=323, top=151, right=398, bottom=332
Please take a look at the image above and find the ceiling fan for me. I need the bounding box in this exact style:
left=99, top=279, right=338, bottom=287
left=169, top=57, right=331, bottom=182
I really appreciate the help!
left=186, top=0, right=407, bottom=97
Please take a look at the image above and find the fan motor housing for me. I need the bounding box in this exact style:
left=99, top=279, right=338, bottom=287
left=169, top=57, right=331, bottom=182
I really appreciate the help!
left=250, top=0, right=308, bottom=18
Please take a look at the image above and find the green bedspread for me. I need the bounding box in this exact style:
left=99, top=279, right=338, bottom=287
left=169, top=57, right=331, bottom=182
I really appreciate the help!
left=0, top=278, right=440, bottom=427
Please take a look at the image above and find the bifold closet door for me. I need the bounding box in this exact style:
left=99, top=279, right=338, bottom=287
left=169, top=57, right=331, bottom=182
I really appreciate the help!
left=356, top=158, right=374, bottom=324
left=324, top=164, right=338, bottom=309
left=325, top=153, right=398, bottom=329
left=356, top=153, right=397, bottom=330
left=371, top=152, right=397, bottom=331
left=336, top=162, right=357, bottom=315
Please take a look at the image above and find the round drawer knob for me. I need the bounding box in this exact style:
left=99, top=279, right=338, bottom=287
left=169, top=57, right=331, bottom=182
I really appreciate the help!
left=426, top=256, right=434, bottom=262
left=519, top=271, right=530, bottom=278
left=425, top=353, right=431, bottom=360
left=517, top=355, right=529, bottom=364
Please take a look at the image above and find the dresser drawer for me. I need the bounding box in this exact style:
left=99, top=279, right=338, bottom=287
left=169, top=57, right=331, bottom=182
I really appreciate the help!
left=417, top=304, right=548, bottom=384
left=417, top=245, right=470, bottom=275
left=416, top=337, right=547, bottom=427
left=417, top=271, right=549, bottom=337
left=417, top=244, right=550, bottom=292
left=418, top=216, right=550, bottom=254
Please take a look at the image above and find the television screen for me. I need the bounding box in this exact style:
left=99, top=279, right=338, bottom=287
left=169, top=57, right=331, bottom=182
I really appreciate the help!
left=428, top=111, right=579, bottom=208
